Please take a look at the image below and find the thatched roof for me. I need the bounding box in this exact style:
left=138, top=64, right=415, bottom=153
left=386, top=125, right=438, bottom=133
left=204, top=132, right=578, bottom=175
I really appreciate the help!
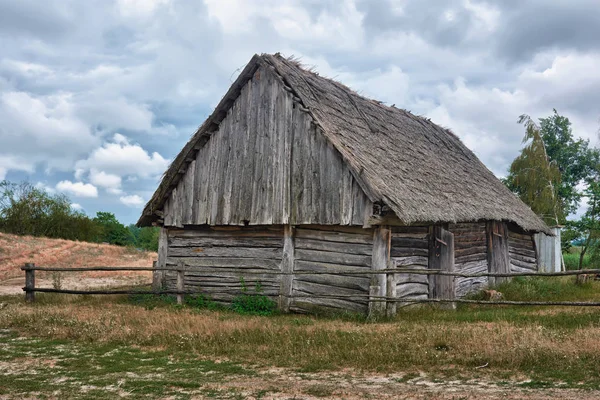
left=139, top=53, right=550, bottom=234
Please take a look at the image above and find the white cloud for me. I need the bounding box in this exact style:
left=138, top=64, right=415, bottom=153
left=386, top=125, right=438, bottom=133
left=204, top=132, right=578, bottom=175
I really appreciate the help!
left=56, top=180, right=98, bottom=198
left=75, top=133, right=169, bottom=179
left=89, top=169, right=122, bottom=193
left=71, top=203, right=83, bottom=211
left=120, top=194, right=145, bottom=207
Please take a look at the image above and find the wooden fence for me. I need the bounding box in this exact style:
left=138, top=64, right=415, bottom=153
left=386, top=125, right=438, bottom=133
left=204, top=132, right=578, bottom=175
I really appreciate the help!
left=20, top=262, right=600, bottom=316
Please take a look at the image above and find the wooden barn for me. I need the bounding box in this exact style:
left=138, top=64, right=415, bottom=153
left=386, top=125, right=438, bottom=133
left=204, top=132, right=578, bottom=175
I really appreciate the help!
left=138, top=53, right=551, bottom=316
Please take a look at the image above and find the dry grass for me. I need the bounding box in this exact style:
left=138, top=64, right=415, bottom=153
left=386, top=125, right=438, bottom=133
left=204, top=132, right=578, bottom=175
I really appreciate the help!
left=0, top=232, right=155, bottom=281
left=2, top=293, right=600, bottom=386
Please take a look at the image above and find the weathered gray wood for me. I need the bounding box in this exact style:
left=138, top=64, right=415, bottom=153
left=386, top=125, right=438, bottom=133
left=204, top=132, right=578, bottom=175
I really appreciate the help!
left=369, top=226, right=390, bottom=318
left=169, top=236, right=283, bottom=248
left=295, top=228, right=373, bottom=244
left=167, top=257, right=280, bottom=269
left=392, top=255, right=429, bottom=267
left=168, top=246, right=282, bottom=259
left=165, top=64, right=373, bottom=227
left=391, top=247, right=429, bottom=257
left=438, top=229, right=455, bottom=308
left=157, top=227, right=168, bottom=288
left=176, top=260, right=185, bottom=305
left=429, top=226, right=456, bottom=306
left=24, top=263, right=35, bottom=302
left=170, top=226, right=283, bottom=238
left=487, top=221, right=510, bottom=286
left=294, top=274, right=370, bottom=291
left=290, top=296, right=367, bottom=314
left=294, top=238, right=372, bottom=255
left=294, top=249, right=371, bottom=267
left=279, top=225, right=295, bottom=312
left=391, top=237, right=429, bottom=249
left=293, top=260, right=369, bottom=274
left=386, top=271, right=397, bottom=317
left=397, top=282, right=429, bottom=298
left=293, top=280, right=365, bottom=297
left=151, top=260, right=161, bottom=292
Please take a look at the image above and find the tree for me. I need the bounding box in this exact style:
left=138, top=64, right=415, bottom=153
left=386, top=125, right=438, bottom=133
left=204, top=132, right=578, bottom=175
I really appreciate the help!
left=505, top=110, right=599, bottom=222
left=505, top=115, right=562, bottom=225
left=0, top=180, right=100, bottom=241
left=93, top=212, right=130, bottom=245
left=572, top=178, right=600, bottom=269
left=538, top=110, right=599, bottom=217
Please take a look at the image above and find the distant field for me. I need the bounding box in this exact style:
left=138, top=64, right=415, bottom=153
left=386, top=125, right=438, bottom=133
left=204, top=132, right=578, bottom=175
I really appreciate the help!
left=0, top=232, right=155, bottom=294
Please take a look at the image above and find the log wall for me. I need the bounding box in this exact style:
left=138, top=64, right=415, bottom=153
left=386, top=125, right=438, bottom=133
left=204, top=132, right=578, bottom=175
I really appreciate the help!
left=289, top=226, right=374, bottom=314
left=391, top=226, right=429, bottom=302
left=162, top=65, right=371, bottom=228
left=164, top=226, right=284, bottom=303
left=449, top=222, right=488, bottom=297
left=508, top=227, right=537, bottom=273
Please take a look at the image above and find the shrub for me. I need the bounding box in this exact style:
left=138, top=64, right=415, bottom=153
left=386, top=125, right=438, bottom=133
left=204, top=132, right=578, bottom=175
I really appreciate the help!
left=231, top=278, right=277, bottom=316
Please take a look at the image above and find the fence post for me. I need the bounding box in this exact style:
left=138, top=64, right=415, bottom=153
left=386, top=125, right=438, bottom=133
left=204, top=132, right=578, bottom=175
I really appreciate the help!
left=176, top=260, right=185, bottom=305
left=151, top=260, right=162, bottom=293
left=23, top=263, right=35, bottom=302
left=386, top=266, right=397, bottom=318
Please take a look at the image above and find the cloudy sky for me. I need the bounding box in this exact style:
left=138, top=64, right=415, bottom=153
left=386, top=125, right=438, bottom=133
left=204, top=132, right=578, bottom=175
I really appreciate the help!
left=1, top=0, right=599, bottom=224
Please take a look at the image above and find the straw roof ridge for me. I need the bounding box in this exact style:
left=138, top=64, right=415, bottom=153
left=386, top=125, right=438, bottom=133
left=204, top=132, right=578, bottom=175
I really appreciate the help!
left=138, top=53, right=550, bottom=234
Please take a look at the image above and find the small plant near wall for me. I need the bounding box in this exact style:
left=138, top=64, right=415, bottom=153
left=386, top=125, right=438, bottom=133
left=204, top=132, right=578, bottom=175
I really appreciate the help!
left=231, top=278, right=277, bottom=316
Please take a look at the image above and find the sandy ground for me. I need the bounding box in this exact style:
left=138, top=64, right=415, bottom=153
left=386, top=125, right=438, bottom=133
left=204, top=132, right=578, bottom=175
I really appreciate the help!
left=0, top=275, right=151, bottom=295
left=217, top=369, right=600, bottom=399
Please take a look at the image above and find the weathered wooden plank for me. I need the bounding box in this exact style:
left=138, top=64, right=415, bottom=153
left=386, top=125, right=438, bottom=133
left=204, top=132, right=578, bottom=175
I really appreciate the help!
left=396, top=270, right=428, bottom=285
left=391, top=247, right=428, bottom=257
left=370, top=226, right=390, bottom=317
left=454, top=246, right=487, bottom=256
left=455, top=253, right=487, bottom=265
left=509, top=246, right=536, bottom=258
left=295, top=274, right=370, bottom=291
left=487, top=221, right=510, bottom=286
left=295, top=228, right=373, bottom=244
left=169, top=247, right=282, bottom=259
left=166, top=257, right=280, bottom=269
left=509, top=252, right=537, bottom=264
left=290, top=296, right=367, bottom=313
left=391, top=237, right=429, bottom=249
left=510, top=258, right=537, bottom=271
left=168, top=236, right=283, bottom=248
left=295, top=249, right=371, bottom=267
left=169, top=227, right=284, bottom=238
left=279, top=225, right=294, bottom=312
left=294, top=238, right=372, bottom=256
left=294, top=260, right=369, bottom=274
left=293, top=280, right=365, bottom=297
left=340, top=164, right=353, bottom=225
left=397, top=282, right=429, bottom=298
left=392, top=256, right=429, bottom=267
left=298, top=225, right=373, bottom=235
left=510, top=263, right=537, bottom=273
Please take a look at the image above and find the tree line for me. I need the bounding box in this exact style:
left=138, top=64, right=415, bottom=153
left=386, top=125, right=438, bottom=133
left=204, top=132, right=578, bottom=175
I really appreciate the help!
left=0, top=180, right=158, bottom=251
left=504, top=110, right=600, bottom=269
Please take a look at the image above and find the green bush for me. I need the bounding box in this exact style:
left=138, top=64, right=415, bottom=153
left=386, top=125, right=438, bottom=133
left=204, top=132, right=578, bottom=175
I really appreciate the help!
left=231, top=279, right=277, bottom=316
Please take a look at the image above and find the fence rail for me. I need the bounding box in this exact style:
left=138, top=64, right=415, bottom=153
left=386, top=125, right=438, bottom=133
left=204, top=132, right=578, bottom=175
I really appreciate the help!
left=19, top=263, right=600, bottom=310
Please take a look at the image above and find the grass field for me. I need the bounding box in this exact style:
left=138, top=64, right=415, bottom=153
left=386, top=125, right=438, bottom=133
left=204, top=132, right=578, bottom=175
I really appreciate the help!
left=1, top=276, right=600, bottom=399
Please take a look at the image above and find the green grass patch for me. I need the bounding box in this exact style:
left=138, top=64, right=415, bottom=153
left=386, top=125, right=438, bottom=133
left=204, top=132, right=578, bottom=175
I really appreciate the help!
left=0, top=329, right=256, bottom=399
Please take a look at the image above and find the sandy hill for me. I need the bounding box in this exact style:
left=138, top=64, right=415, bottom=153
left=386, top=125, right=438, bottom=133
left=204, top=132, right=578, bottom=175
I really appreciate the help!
left=0, top=232, right=155, bottom=295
